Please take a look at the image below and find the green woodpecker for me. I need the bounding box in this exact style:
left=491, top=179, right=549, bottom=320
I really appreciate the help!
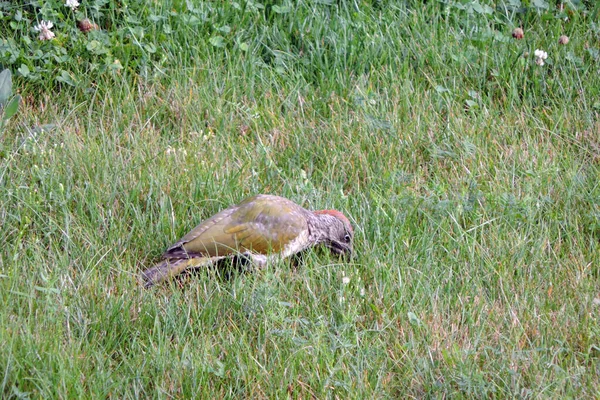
left=142, top=194, right=354, bottom=287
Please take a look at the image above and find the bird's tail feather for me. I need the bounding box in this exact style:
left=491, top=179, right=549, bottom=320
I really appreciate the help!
left=142, top=257, right=212, bottom=288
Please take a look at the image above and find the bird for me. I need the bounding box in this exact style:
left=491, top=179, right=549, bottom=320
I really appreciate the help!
left=142, top=194, right=354, bottom=287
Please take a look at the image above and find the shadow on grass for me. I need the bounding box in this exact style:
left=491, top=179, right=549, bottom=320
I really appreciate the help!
left=167, top=251, right=308, bottom=287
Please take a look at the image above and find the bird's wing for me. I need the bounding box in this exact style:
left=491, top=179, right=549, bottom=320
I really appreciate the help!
left=163, top=195, right=308, bottom=259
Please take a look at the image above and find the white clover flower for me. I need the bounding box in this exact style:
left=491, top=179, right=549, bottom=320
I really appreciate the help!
left=34, top=21, right=55, bottom=41
left=65, top=0, right=80, bottom=10
left=534, top=49, right=548, bottom=59
left=534, top=49, right=548, bottom=66
left=342, top=276, right=350, bottom=285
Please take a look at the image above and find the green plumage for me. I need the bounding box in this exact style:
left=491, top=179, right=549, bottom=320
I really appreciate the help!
left=143, top=195, right=310, bottom=287
left=169, top=195, right=308, bottom=257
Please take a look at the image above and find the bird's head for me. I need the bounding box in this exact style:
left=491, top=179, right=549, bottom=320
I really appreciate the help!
left=312, top=209, right=354, bottom=259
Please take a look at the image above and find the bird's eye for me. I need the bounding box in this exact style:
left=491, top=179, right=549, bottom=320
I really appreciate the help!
left=344, top=234, right=351, bottom=243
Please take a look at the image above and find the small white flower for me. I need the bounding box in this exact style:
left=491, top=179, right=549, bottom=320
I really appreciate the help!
left=534, top=49, right=548, bottom=66
left=342, top=276, right=350, bottom=285
left=34, top=20, right=53, bottom=31
left=166, top=146, right=187, bottom=157
left=34, top=20, right=55, bottom=41
left=65, top=0, right=80, bottom=10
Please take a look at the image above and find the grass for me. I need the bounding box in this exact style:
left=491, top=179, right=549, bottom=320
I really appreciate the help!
left=1, top=0, right=599, bottom=398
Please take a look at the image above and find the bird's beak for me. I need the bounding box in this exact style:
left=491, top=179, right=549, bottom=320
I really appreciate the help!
left=326, top=241, right=353, bottom=261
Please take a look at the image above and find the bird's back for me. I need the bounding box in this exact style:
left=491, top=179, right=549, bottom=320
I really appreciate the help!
left=164, top=194, right=310, bottom=259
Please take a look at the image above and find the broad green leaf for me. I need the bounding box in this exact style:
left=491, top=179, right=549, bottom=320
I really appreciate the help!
left=86, top=40, right=109, bottom=55
left=531, top=0, right=549, bottom=10
left=272, top=5, right=291, bottom=13
left=565, top=52, right=583, bottom=66
left=149, top=14, right=164, bottom=22
left=144, top=43, right=157, bottom=54
left=217, top=25, right=231, bottom=34
left=472, top=2, right=493, bottom=14
left=208, top=360, right=225, bottom=378
left=125, top=15, right=141, bottom=24
left=2, top=95, right=20, bottom=120
left=18, top=64, right=30, bottom=77
left=465, top=99, right=478, bottom=108
left=209, top=36, right=225, bottom=48
left=0, top=69, right=12, bottom=106
left=56, top=70, right=77, bottom=87
left=407, top=311, right=422, bottom=327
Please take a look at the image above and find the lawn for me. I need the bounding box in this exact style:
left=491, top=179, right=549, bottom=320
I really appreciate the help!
left=1, top=0, right=599, bottom=398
